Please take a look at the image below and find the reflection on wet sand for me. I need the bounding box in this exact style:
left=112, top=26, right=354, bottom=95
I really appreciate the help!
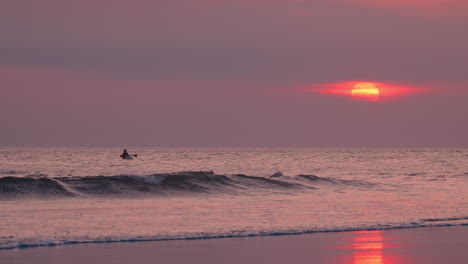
left=353, top=231, right=384, bottom=264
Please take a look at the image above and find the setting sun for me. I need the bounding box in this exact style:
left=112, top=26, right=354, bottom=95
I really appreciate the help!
left=310, top=80, right=427, bottom=101
left=351, top=82, right=380, bottom=101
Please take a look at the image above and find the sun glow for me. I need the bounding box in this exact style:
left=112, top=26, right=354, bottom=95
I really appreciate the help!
left=353, top=231, right=384, bottom=264
left=351, top=82, right=380, bottom=101
left=311, top=81, right=426, bottom=101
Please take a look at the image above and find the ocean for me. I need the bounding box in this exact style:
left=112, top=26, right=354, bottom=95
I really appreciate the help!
left=1, top=147, right=467, bottom=250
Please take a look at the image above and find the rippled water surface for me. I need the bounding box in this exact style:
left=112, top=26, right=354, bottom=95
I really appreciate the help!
left=1, top=147, right=467, bottom=249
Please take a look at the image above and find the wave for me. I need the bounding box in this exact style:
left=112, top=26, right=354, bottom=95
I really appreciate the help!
left=0, top=177, right=76, bottom=198
left=0, top=170, right=27, bottom=175
left=1, top=219, right=467, bottom=251
left=0, top=171, right=377, bottom=199
left=421, top=216, right=468, bottom=224
left=292, top=174, right=378, bottom=188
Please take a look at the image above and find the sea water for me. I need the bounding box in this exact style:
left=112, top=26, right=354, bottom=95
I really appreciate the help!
left=1, top=147, right=467, bottom=250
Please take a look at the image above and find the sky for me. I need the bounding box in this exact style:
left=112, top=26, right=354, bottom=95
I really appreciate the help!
left=1, top=0, right=467, bottom=147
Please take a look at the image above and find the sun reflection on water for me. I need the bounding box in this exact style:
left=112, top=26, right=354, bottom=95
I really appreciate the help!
left=353, top=231, right=384, bottom=264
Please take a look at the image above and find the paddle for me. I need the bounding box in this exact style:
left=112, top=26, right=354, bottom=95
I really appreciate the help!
left=120, top=154, right=138, bottom=158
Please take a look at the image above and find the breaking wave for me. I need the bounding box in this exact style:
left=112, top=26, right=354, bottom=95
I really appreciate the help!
left=0, top=171, right=378, bottom=199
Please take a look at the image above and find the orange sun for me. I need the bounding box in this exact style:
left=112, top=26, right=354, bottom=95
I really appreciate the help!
left=309, top=80, right=428, bottom=101
left=351, top=82, right=380, bottom=101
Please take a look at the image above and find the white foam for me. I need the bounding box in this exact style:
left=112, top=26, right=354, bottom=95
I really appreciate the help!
left=2, top=222, right=468, bottom=251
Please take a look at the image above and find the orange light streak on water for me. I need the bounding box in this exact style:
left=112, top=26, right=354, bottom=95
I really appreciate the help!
left=353, top=231, right=384, bottom=264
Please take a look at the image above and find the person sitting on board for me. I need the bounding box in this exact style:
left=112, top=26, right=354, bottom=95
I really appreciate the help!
left=121, top=149, right=130, bottom=159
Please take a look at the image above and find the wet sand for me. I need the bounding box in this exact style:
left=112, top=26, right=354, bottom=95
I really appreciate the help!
left=2, top=226, right=467, bottom=264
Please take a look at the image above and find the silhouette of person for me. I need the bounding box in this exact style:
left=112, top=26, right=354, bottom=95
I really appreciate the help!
left=121, top=149, right=129, bottom=159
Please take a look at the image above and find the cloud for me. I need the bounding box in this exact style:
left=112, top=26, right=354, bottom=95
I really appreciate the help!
left=0, top=66, right=284, bottom=107
left=1, top=0, right=467, bottom=86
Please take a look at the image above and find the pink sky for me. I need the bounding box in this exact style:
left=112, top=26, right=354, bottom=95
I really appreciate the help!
left=1, top=0, right=467, bottom=147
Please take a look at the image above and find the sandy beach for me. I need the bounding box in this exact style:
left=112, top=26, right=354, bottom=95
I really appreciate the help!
left=2, top=226, right=467, bottom=264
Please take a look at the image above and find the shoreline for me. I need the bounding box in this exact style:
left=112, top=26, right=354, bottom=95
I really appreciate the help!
left=1, top=223, right=467, bottom=251
left=2, top=225, right=468, bottom=264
